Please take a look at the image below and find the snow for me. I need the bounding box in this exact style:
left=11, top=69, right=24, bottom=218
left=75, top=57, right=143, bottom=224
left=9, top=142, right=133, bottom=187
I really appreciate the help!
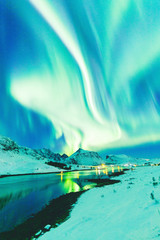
left=0, top=136, right=105, bottom=175
left=1, top=135, right=160, bottom=239
left=67, top=148, right=104, bottom=166
left=0, top=135, right=61, bottom=175
left=39, top=165, right=160, bottom=240
left=0, top=150, right=60, bottom=175
left=105, top=154, right=152, bottom=166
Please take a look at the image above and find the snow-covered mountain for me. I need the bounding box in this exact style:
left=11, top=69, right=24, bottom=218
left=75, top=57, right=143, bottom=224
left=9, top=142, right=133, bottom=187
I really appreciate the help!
left=1, top=134, right=158, bottom=176
left=0, top=135, right=106, bottom=175
left=34, top=148, right=68, bottom=162
left=105, top=154, right=154, bottom=166
left=0, top=136, right=62, bottom=175
left=66, top=148, right=105, bottom=166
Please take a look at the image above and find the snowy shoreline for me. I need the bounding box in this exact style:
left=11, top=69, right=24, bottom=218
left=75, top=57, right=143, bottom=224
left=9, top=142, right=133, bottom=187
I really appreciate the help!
left=0, top=167, right=128, bottom=179
left=0, top=171, right=125, bottom=240
left=38, top=165, right=160, bottom=240
left=0, top=171, right=62, bottom=178
left=0, top=168, right=90, bottom=178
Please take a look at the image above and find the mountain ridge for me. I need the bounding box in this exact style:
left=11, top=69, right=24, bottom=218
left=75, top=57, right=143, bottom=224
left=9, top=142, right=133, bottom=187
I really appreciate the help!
left=0, top=135, right=157, bottom=175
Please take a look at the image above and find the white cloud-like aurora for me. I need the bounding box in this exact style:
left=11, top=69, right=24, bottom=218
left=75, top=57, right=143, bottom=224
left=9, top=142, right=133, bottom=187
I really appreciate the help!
left=6, top=0, right=160, bottom=155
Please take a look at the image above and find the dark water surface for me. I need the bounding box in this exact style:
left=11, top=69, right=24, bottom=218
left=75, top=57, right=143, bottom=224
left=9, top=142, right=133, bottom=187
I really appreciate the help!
left=0, top=167, right=122, bottom=233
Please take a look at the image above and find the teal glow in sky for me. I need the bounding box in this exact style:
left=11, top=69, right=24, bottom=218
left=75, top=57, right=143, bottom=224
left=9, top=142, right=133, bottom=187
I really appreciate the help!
left=1, top=0, right=160, bottom=156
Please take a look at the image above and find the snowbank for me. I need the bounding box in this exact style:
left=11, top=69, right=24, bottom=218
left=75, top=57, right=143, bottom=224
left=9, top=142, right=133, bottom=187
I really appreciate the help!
left=39, top=165, right=160, bottom=240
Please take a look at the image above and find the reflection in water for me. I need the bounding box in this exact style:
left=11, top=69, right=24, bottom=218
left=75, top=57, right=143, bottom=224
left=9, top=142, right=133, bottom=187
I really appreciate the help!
left=76, top=172, right=79, bottom=179
left=64, top=179, right=80, bottom=193
left=0, top=167, right=122, bottom=233
left=60, top=171, right=63, bottom=182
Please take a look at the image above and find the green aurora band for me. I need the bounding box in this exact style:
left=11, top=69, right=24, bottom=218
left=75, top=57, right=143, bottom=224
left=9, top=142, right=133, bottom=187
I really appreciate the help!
left=1, top=0, right=160, bottom=156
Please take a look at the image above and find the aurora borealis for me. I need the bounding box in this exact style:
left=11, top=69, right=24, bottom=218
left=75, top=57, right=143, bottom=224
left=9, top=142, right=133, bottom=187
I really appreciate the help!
left=1, top=0, right=160, bottom=157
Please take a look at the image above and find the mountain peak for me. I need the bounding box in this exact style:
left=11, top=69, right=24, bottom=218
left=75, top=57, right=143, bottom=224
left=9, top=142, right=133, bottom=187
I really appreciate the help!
left=75, top=148, right=86, bottom=153
left=68, top=148, right=104, bottom=166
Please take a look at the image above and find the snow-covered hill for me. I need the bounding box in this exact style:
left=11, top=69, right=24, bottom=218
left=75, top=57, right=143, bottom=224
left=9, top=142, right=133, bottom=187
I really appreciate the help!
left=0, top=135, right=159, bottom=176
left=0, top=136, right=61, bottom=175
left=105, top=154, right=160, bottom=166
left=66, top=148, right=105, bottom=166
left=0, top=135, right=106, bottom=176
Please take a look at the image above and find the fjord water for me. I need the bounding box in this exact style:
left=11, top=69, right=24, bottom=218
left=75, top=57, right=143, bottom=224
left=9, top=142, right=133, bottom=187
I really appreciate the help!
left=0, top=167, right=120, bottom=233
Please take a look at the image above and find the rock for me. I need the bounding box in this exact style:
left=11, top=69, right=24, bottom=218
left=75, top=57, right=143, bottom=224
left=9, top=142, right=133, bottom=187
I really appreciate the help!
left=44, top=224, right=51, bottom=230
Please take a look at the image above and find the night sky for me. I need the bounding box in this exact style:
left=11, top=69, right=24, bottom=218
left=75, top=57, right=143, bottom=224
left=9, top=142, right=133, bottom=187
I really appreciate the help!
left=1, top=0, right=160, bottom=157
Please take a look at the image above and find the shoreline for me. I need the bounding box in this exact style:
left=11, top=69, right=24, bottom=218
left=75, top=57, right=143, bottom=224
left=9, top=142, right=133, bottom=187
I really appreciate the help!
left=0, top=168, right=101, bottom=179
left=0, top=167, right=128, bottom=179
left=0, top=176, right=123, bottom=240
